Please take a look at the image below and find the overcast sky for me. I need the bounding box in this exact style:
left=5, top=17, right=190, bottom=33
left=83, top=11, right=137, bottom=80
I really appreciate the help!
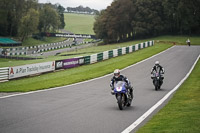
left=38, top=0, right=113, bottom=11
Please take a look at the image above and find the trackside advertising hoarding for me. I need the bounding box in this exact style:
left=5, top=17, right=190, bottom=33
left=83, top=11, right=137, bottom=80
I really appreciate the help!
left=40, top=32, right=96, bottom=39
left=9, top=61, right=55, bottom=79
left=55, top=58, right=84, bottom=70
left=55, top=60, right=63, bottom=69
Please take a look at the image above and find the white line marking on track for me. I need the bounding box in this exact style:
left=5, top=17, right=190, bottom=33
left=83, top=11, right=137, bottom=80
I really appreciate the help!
left=122, top=54, right=200, bottom=133
left=0, top=46, right=175, bottom=99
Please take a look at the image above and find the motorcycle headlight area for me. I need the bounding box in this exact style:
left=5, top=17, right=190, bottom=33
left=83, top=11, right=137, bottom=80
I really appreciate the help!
left=116, top=87, right=122, bottom=91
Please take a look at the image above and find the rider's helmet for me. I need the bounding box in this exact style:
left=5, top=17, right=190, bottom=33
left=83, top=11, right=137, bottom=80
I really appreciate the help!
left=155, top=61, right=159, bottom=66
left=114, top=69, right=120, bottom=78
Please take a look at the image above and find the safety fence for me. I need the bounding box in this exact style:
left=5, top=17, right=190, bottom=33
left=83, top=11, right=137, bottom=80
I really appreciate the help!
left=2, top=39, right=100, bottom=56
left=0, top=41, right=154, bottom=82
left=2, top=39, right=72, bottom=56
left=0, top=67, right=9, bottom=82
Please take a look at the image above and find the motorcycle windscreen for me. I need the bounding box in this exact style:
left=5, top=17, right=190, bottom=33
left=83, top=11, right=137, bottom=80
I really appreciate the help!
left=114, top=81, right=126, bottom=92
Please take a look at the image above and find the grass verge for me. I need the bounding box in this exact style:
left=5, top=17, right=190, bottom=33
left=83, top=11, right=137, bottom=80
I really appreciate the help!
left=22, top=37, right=67, bottom=47
left=136, top=59, right=200, bottom=133
left=154, top=35, right=200, bottom=45
left=0, top=43, right=172, bottom=92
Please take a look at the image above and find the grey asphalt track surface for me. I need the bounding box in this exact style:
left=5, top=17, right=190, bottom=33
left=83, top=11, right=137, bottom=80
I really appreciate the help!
left=0, top=45, right=199, bottom=133
left=31, top=42, right=96, bottom=57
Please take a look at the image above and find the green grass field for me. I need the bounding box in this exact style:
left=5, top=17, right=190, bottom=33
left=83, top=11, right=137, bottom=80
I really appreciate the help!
left=0, top=43, right=172, bottom=92
left=64, top=13, right=95, bottom=34
left=136, top=59, right=200, bottom=133
left=22, top=37, right=67, bottom=47
left=154, top=35, right=200, bottom=45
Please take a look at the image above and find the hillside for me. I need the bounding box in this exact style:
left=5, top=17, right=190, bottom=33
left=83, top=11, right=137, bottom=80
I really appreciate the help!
left=64, top=13, right=95, bottom=35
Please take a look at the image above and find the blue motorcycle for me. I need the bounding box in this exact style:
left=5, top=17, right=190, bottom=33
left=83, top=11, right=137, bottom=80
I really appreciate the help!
left=113, top=81, right=133, bottom=110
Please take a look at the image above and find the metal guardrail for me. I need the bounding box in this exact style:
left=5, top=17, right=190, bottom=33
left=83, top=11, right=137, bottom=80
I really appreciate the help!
left=0, top=67, right=9, bottom=82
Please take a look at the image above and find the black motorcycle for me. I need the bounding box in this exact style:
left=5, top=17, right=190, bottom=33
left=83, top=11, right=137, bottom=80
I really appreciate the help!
left=151, top=72, right=164, bottom=91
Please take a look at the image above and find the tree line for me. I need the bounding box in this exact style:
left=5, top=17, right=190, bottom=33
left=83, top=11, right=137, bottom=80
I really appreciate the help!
left=0, top=0, right=65, bottom=41
left=93, top=0, right=200, bottom=44
left=66, top=5, right=99, bottom=14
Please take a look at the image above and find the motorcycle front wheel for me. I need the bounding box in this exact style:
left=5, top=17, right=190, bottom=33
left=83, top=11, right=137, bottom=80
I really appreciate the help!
left=154, top=80, right=158, bottom=91
left=117, top=94, right=125, bottom=110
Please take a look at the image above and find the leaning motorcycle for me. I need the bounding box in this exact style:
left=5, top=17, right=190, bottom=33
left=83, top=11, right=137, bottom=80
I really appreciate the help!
left=113, top=81, right=133, bottom=110
left=151, top=72, right=163, bottom=91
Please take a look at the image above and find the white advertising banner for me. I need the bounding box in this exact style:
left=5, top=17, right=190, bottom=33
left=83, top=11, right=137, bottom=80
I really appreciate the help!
left=9, top=61, right=55, bottom=79
left=90, top=54, right=97, bottom=64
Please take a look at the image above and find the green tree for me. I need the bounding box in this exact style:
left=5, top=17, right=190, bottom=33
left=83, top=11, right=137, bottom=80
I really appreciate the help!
left=132, top=0, right=164, bottom=38
left=93, top=10, right=109, bottom=43
left=57, top=4, right=65, bottom=29
left=163, top=0, right=200, bottom=34
left=19, top=8, right=39, bottom=41
left=38, top=4, right=61, bottom=32
left=94, top=0, right=135, bottom=43
left=0, top=0, right=38, bottom=36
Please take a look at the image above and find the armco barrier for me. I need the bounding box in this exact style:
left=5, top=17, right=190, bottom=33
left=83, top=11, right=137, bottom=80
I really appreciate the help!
left=82, top=40, right=154, bottom=67
left=0, top=67, right=9, bottom=82
left=138, top=43, right=141, bottom=49
left=108, top=50, right=113, bottom=58
left=113, top=49, right=118, bottom=57
left=126, top=47, right=129, bottom=54
left=103, top=51, right=109, bottom=60
left=84, top=56, right=91, bottom=64
left=97, top=53, right=103, bottom=62
left=4, top=39, right=71, bottom=56
left=122, top=47, right=126, bottom=55
left=90, top=54, right=97, bottom=64
left=118, top=48, right=122, bottom=56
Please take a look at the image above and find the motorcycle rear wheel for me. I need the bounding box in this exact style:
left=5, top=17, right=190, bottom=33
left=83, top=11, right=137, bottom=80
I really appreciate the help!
left=127, top=92, right=133, bottom=107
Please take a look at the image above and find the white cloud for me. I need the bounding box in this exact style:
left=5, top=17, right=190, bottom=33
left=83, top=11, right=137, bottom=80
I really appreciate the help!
left=38, top=0, right=113, bottom=10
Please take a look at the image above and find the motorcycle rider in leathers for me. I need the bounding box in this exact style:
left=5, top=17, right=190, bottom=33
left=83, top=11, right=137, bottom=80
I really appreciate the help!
left=151, top=61, right=165, bottom=86
left=110, top=69, right=133, bottom=98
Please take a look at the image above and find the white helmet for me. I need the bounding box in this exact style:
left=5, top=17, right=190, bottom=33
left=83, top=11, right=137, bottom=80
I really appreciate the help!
left=114, top=69, right=120, bottom=78
left=155, top=61, right=159, bottom=65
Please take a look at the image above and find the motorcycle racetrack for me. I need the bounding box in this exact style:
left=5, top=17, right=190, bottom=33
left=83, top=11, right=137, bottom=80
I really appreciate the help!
left=0, top=45, right=199, bottom=133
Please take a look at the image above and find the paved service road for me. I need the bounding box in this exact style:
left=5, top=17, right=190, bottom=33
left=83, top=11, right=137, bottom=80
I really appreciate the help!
left=0, top=46, right=199, bottom=133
